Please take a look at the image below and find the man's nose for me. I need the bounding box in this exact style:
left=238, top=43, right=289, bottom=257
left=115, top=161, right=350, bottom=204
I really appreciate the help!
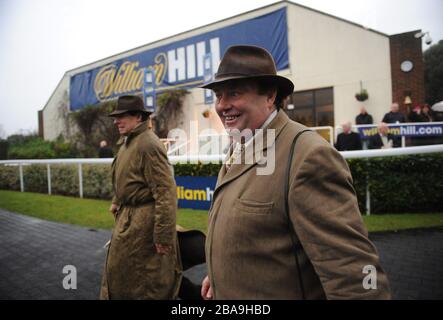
left=216, top=94, right=230, bottom=110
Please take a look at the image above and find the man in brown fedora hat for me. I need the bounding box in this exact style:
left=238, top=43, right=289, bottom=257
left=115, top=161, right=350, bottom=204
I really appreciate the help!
left=100, top=95, right=182, bottom=299
left=200, top=45, right=390, bottom=299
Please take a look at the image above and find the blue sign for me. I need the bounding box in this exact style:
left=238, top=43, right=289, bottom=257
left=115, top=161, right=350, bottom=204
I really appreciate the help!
left=357, top=123, right=443, bottom=138
left=143, top=69, right=156, bottom=113
left=203, top=53, right=214, bottom=105
left=70, top=8, right=289, bottom=110
left=175, top=176, right=217, bottom=210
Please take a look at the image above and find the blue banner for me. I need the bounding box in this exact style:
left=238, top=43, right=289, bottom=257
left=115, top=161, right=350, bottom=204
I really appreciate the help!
left=357, top=123, right=443, bottom=138
left=70, top=8, right=288, bottom=110
left=175, top=176, right=217, bottom=210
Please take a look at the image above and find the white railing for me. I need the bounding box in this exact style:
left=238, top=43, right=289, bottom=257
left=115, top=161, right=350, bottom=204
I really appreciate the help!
left=1, top=144, right=443, bottom=215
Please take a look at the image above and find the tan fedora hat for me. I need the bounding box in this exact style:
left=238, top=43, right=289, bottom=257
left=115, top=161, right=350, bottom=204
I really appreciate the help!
left=108, top=95, right=150, bottom=117
left=201, top=45, right=294, bottom=97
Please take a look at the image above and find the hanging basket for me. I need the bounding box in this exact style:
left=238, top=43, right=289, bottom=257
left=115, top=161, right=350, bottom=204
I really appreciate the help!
left=355, top=89, right=369, bottom=102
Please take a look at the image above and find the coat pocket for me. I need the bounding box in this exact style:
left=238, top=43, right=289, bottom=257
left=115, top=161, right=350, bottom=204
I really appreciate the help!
left=234, top=198, right=274, bottom=215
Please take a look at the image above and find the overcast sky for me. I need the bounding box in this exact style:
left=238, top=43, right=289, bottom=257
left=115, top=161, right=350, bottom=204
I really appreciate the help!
left=0, top=0, right=442, bottom=138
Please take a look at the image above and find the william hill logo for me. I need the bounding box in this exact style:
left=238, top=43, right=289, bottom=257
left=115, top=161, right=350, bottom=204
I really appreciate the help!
left=93, top=37, right=220, bottom=101
left=177, top=186, right=214, bottom=202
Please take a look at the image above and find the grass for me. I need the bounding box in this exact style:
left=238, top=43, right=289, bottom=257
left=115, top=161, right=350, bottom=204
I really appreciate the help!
left=0, top=190, right=208, bottom=233
left=362, top=214, right=443, bottom=232
left=1, top=190, right=443, bottom=233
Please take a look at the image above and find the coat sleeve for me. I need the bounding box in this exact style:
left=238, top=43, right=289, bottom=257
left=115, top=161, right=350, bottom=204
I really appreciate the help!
left=143, top=142, right=177, bottom=246
left=288, top=141, right=391, bottom=299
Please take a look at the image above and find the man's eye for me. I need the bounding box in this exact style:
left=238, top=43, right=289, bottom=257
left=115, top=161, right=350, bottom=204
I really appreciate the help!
left=229, top=91, right=239, bottom=97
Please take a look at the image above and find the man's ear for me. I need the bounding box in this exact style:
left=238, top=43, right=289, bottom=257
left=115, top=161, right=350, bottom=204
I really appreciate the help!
left=266, top=90, right=277, bottom=107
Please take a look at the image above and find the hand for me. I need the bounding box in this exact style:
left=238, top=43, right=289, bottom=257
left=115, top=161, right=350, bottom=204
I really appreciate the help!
left=201, top=276, right=213, bottom=300
left=155, top=243, right=172, bottom=255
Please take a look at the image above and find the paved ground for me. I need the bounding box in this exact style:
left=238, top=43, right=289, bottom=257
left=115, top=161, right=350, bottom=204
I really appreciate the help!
left=0, top=209, right=442, bottom=300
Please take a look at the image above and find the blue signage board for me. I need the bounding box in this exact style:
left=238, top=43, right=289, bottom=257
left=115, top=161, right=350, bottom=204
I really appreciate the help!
left=357, top=123, right=443, bottom=138
left=175, top=176, right=217, bottom=210
left=70, top=8, right=288, bottom=110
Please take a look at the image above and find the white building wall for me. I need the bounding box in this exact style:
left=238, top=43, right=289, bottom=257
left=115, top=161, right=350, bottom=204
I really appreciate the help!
left=42, top=75, right=71, bottom=141
left=287, top=4, right=393, bottom=127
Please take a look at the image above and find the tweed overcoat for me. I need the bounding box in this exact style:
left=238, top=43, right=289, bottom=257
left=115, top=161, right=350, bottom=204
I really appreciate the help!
left=206, top=111, right=391, bottom=299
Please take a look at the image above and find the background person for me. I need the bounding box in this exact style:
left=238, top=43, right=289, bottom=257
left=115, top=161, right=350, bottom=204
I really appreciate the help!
left=368, top=122, right=395, bottom=149
left=335, top=121, right=362, bottom=151
left=98, top=140, right=114, bottom=158
left=100, top=95, right=181, bottom=300
left=382, top=102, right=405, bottom=147
left=355, top=106, right=373, bottom=125
left=382, top=102, right=406, bottom=124
left=355, top=106, right=373, bottom=149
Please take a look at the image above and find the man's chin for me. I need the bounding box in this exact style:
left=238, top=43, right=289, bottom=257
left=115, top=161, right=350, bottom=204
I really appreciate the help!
left=225, top=126, right=241, bottom=134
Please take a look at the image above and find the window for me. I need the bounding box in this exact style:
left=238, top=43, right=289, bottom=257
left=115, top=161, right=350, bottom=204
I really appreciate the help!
left=284, top=87, right=334, bottom=141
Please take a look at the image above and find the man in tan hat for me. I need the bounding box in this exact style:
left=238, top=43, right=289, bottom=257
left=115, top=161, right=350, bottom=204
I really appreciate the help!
left=100, top=95, right=181, bottom=299
left=200, top=45, right=391, bottom=299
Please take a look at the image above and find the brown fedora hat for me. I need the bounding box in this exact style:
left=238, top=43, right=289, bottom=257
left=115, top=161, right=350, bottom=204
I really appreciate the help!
left=108, top=95, right=149, bottom=117
left=201, top=45, right=294, bottom=97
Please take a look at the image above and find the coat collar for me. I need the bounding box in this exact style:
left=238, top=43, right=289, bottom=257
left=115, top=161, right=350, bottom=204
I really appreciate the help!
left=214, top=110, right=291, bottom=192
left=116, top=121, right=147, bottom=146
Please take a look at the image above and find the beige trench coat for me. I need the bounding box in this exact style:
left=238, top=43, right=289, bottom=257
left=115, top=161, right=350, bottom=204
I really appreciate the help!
left=100, top=122, right=181, bottom=299
left=206, top=111, right=391, bottom=299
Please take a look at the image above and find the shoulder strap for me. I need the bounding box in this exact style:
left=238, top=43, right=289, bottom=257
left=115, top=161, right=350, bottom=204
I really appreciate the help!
left=284, top=129, right=311, bottom=300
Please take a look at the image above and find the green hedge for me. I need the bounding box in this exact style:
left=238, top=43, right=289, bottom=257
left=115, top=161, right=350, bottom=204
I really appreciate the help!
left=348, top=153, right=443, bottom=214
left=0, top=153, right=442, bottom=214
left=8, top=139, right=56, bottom=159
left=0, top=165, right=20, bottom=190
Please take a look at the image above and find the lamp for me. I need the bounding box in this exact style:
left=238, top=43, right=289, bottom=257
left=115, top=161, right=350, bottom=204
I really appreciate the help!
left=404, top=96, right=412, bottom=105
left=414, top=31, right=432, bottom=45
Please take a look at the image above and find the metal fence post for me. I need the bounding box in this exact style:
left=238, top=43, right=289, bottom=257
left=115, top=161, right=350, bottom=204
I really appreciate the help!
left=19, top=164, right=24, bottom=192
left=78, top=163, right=83, bottom=198
left=47, top=164, right=51, bottom=195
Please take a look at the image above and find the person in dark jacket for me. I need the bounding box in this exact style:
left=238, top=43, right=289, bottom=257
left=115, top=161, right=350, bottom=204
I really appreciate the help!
left=355, top=106, right=373, bottom=125
left=408, top=105, right=427, bottom=123
left=368, top=122, right=396, bottom=149
left=98, top=140, right=114, bottom=158
left=382, top=103, right=405, bottom=147
left=335, top=122, right=362, bottom=151
left=382, top=102, right=406, bottom=123
left=422, top=104, right=434, bottom=122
